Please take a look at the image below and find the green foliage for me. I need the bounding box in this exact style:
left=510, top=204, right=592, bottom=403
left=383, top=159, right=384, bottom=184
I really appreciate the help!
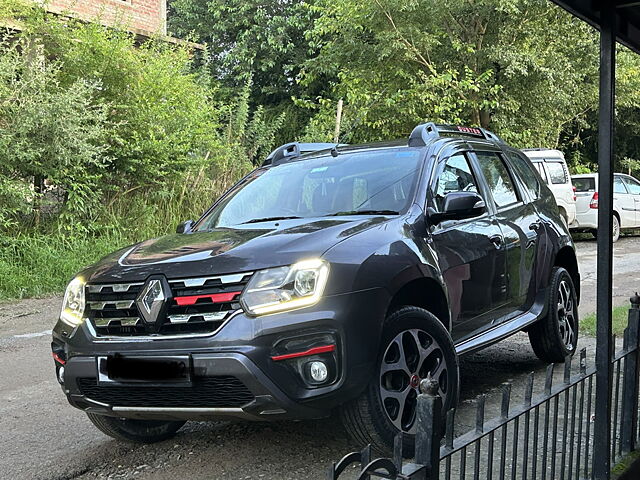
left=170, top=0, right=316, bottom=102
left=35, top=19, right=224, bottom=189
left=303, top=0, right=601, bottom=146
left=581, top=305, right=630, bottom=337
left=0, top=42, right=109, bottom=228
left=223, top=81, right=287, bottom=165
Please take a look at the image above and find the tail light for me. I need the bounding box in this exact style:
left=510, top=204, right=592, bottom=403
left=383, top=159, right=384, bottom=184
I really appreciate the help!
left=572, top=186, right=577, bottom=202
left=590, top=191, right=599, bottom=209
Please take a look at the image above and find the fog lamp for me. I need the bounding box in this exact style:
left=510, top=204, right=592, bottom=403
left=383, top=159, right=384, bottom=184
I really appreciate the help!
left=57, top=366, right=65, bottom=385
left=308, top=361, right=328, bottom=382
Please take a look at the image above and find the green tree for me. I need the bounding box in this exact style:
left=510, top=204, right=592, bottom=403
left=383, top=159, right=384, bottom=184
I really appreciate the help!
left=0, top=42, right=109, bottom=228
left=169, top=0, right=317, bottom=106
left=303, top=0, right=600, bottom=147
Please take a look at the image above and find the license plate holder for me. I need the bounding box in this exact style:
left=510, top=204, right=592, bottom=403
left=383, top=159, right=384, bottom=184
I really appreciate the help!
left=97, top=355, right=192, bottom=386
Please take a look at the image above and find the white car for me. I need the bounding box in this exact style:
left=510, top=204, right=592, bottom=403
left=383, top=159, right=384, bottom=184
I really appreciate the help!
left=522, top=149, right=577, bottom=226
left=571, top=173, right=640, bottom=242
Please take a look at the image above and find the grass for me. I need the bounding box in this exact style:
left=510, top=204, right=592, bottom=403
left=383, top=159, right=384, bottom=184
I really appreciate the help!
left=0, top=231, right=129, bottom=300
left=581, top=305, right=631, bottom=337
left=0, top=168, right=246, bottom=301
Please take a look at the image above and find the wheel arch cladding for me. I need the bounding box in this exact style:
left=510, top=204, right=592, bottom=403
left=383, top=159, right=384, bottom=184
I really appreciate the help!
left=387, top=278, right=450, bottom=331
left=554, top=246, right=580, bottom=304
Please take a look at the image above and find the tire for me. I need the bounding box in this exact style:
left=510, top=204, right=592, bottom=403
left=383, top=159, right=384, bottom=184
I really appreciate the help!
left=528, top=266, right=579, bottom=363
left=590, top=215, right=620, bottom=243
left=340, top=306, right=459, bottom=455
left=613, top=215, right=621, bottom=243
left=86, top=413, right=185, bottom=443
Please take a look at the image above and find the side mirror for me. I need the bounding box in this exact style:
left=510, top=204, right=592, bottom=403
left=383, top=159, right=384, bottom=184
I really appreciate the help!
left=176, top=220, right=194, bottom=234
left=431, top=192, right=486, bottom=224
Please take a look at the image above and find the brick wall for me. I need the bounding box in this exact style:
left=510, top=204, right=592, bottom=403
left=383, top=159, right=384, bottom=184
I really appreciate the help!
left=45, top=0, right=166, bottom=35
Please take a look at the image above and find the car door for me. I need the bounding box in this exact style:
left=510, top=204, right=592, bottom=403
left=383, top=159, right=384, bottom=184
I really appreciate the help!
left=621, top=175, right=640, bottom=226
left=472, top=151, right=541, bottom=318
left=613, top=175, right=634, bottom=227
left=428, top=152, right=507, bottom=342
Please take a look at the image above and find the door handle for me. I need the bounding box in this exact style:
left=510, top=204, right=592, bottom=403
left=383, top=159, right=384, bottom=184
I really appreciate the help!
left=529, top=221, right=541, bottom=232
left=489, top=234, right=503, bottom=249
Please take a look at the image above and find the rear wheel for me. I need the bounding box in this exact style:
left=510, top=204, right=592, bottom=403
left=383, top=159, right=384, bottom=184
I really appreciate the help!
left=528, top=266, right=579, bottom=363
left=340, top=306, right=459, bottom=454
left=86, top=413, right=185, bottom=443
left=590, top=215, right=620, bottom=242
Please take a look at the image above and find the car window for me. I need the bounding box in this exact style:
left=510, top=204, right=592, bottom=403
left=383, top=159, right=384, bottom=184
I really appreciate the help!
left=614, top=176, right=628, bottom=194
left=532, top=162, right=548, bottom=183
left=546, top=161, right=568, bottom=184
left=475, top=152, right=520, bottom=208
left=434, top=154, right=479, bottom=211
left=507, top=151, right=542, bottom=200
left=623, top=176, right=640, bottom=195
left=573, top=177, right=595, bottom=192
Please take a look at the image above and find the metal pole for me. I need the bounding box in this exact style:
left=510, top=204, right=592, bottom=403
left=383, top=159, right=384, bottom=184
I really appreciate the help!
left=593, top=4, right=616, bottom=479
left=620, top=295, right=640, bottom=454
left=416, top=378, right=442, bottom=480
left=333, top=99, right=344, bottom=143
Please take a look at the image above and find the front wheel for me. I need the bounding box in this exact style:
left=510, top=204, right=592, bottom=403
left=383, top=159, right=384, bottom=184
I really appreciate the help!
left=86, top=413, right=185, bottom=443
left=528, top=266, right=579, bottom=363
left=340, top=306, right=459, bottom=454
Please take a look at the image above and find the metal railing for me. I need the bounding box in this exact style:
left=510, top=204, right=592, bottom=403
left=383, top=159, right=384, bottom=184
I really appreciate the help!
left=329, top=294, right=640, bottom=480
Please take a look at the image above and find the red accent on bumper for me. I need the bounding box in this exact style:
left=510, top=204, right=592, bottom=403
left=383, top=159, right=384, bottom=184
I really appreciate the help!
left=174, top=292, right=241, bottom=306
left=271, top=344, right=336, bottom=362
left=52, top=352, right=66, bottom=365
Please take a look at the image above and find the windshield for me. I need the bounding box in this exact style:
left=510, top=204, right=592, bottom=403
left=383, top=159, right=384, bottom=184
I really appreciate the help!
left=197, top=148, right=422, bottom=230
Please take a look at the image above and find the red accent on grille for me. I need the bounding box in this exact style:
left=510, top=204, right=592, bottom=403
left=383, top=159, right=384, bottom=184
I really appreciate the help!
left=52, top=352, right=66, bottom=365
left=174, top=292, right=241, bottom=306
left=271, top=345, right=336, bottom=362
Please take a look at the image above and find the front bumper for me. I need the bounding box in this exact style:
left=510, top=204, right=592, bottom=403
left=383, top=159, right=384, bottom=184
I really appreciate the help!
left=62, top=353, right=328, bottom=421
left=52, top=288, right=387, bottom=421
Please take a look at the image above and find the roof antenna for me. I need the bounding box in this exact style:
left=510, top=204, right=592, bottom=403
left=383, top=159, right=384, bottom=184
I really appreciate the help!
left=330, top=146, right=339, bottom=157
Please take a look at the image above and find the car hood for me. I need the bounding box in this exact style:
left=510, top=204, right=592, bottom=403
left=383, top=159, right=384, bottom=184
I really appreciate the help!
left=82, top=216, right=391, bottom=283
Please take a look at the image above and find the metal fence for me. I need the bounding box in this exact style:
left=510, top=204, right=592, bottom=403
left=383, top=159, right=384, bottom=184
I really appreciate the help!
left=329, top=295, right=640, bottom=480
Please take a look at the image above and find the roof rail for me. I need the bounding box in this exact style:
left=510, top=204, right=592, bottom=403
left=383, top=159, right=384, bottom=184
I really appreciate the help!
left=263, top=142, right=340, bottom=166
left=408, top=122, right=503, bottom=146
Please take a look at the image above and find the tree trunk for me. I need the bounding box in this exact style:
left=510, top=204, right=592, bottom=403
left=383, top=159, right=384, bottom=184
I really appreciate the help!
left=479, top=109, right=491, bottom=129
left=33, top=175, right=43, bottom=227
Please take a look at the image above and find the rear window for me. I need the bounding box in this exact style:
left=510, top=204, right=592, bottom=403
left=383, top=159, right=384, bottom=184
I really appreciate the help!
left=546, top=162, right=568, bottom=184
left=573, top=177, right=596, bottom=192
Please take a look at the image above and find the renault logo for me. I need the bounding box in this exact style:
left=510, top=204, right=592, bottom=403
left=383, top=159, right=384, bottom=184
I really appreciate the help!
left=136, top=279, right=167, bottom=324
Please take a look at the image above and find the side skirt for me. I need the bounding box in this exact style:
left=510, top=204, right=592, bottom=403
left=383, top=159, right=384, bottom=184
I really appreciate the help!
left=454, top=288, right=548, bottom=356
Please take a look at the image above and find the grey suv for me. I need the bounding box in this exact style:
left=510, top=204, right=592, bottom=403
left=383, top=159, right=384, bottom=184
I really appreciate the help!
left=52, top=123, right=580, bottom=453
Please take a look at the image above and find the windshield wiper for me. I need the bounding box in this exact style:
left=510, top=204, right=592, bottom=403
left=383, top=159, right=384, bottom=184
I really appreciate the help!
left=329, top=209, right=400, bottom=216
left=241, top=216, right=302, bottom=224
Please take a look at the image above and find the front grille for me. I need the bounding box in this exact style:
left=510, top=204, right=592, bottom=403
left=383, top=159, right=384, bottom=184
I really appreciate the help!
left=86, top=272, right=252, bottom=337
left=77, top=376, right=255, bottom=408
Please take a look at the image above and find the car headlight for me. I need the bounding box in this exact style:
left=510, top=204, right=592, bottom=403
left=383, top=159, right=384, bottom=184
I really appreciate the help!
left=59, top=276, right=86, bottom=327
left=241, top=259, right=329, bottom=316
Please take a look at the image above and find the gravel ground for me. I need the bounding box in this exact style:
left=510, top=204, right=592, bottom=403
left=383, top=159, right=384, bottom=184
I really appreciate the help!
left=0, top=236, right=638, bottom=480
